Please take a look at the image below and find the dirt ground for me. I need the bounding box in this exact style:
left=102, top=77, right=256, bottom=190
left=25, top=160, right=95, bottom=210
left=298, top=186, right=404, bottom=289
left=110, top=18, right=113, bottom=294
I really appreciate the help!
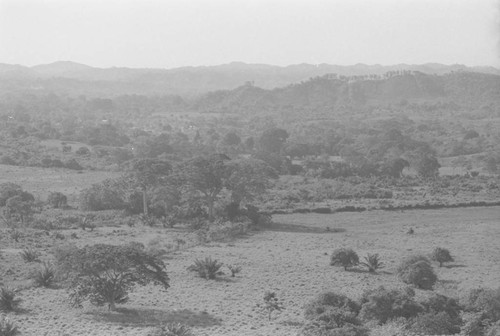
left=1, top=206, right=499, bottom=336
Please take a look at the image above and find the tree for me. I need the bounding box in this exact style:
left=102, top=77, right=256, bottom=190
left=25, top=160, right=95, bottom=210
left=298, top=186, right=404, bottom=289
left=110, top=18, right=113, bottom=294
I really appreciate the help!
left=359, top=286, right=422, bottom=324
left=383, top=158, right=410, bottom=178
left=330, top=248, right=359, bottom=271
left=224, top=158, right=276, bottom=205
left=223, top=132, right=241, bottom=146
left=0, top=183, right=23, bottom=206
left=259, top=128, right=289, bottom=154
left=410, top=152, right=440, bottom=178
left=134, top=133, right=173, bottom=158
left=431, top=247, right=454, bottom=267
left=397, top=255, right=437, bottom=290
left=47, top=192, right=67, bottom=208
left=181, top=155, right=274, bottom=222
left=79, top=180, right=125, bottom=211
left=180, top=154, right=229, bottom=221
left=5, top=194, right=34, bottom=224
left=57, top=243, right=169, bottom=311
left=128, top=159, right=172, bottom=217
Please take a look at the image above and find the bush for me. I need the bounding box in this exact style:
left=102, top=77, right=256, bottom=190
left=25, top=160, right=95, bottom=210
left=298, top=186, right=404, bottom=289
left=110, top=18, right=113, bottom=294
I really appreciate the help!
left=421, top=293, right=462, bottom=319
left=431, top=247, right=454, bottom=267
left=0, top=288, right=21, bottom=312
left=65, top=158, right=83, bottom=170
left=227, top=265, right=242, bottom=277
left=244, top=205, right=272, bottom=227
left=75, top=147, right=90, bottom=156
left=330, top=248, right=359, bottom=271
left=0, top=183, right=22, bottom=206
left=360, top=253, right=384, bottom=273
left=359, top=286, right=422, bottom=324
left=300, top=321, right=368, bottom=336
left=33, top=262, right=55, bottom=287
left=0, top=316, right=20, bottom=336
left=47, top=192, right=68, bottom=208
left=187, top=257, right=224, bottom=280
left=407, top=311, right=461, bottom=335
left=19, top=248, right=40, bottom=263
left=79, top=183, right=125, bottom=211
left=486, top=321, right=500, bottom=336
left=259, top=291, right=285, bottom=321
left=397, top=255, right=437, bottom=289
left=304, top=292, right=361, bottom=321
left=301, top=292, right=366, bottom=335
left=461, top=287, right=500, bottom=322
left=0, top=156, right=17, bottom=166
left=152, top=323, right=194, bottom=336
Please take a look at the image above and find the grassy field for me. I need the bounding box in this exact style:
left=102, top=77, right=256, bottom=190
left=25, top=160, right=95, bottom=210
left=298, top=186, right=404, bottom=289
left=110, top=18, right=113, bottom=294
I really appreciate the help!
left=0, top=164, right=121, bottom=203
left=0, top=206, right=498, bottom=335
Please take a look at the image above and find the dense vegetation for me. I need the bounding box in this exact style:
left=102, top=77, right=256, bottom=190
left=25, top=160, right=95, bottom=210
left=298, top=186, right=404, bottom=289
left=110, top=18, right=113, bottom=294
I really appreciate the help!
left=0, top=66, right=499, bottom=335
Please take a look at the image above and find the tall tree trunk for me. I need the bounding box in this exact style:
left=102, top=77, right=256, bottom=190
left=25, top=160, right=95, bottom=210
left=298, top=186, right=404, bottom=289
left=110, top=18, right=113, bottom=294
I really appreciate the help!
left=207, top=197, right=214, bottom=222
left=108, top=299, right=116, bottom=311
left=142, top=186, right=148, bottom=217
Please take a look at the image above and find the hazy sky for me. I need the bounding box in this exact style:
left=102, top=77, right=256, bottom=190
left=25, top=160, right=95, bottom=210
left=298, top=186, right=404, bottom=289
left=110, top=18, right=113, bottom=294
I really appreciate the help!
left=0, top=0, right=499, bottom=69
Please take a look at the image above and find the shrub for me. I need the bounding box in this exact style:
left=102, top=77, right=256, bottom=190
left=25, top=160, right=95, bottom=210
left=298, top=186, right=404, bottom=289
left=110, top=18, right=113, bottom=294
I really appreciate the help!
left=152, top=323, right=194, bottom=336
left=187, top=257, right=224, bottom=280
left=0, top=156, right=17, bottom=166
left=460, top=311, right=491, bottom=336
left=19, top=248, right=40, bottom=263
left=486, top=321, right=500, bottom=336
left=360, top=253, right=384, bottom=273
left=300, top=323, right=368, bottom=336
left=421, top=293, right=462, bottom=319
left=33, top=262, right=55, bottom=288
left=461, top=287, right=500, bottom=322
left=227, top=265, right=242, bottom=277
left=57, top=243, right=169, bottom=311
left=397, top=255, right=437, bottom=289
left=359, top=286, right=422, bottom=324
left=0, top=288, right=21, bottom=312
left=330, top=248, right=359, bottom=271
left=75, top=147, right=90, bottom=156
left=259, top=291, right=285, bottom=321
left=0, top=316, right=20, bottom=336
left=304, top=292, right=361, bottom=321
left=9, top=230, right=21, bottom=243
left=65, top=158, right=83, bottom=170
left=244, top=205, right=272, bottom=227
left=431, top=247, right=454, bottom=267
left=302, top=291, right=365, bottom=336
left=47, top=192, right=68, bottom=209
left=0, top=183, right=22, bottom=206
left=407, top=311, right=461, bottom=335
left=79, top=183, right=124, bottom=211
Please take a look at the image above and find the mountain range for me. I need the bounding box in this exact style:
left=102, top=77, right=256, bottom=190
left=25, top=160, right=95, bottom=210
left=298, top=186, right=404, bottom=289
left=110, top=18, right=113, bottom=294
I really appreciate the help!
left=1, top=61, right=499, bottom=97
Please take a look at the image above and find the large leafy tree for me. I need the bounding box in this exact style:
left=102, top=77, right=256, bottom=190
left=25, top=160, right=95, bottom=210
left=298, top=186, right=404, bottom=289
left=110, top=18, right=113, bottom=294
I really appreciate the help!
left=258, top=128, right=289, bottom=154
left=180, top=155, right=274, bottom=221
left=57, top=243, right=169, bottom=311
left=180, top=154, right=229, bottom=221
left=128, top=159, right=172, bottom=217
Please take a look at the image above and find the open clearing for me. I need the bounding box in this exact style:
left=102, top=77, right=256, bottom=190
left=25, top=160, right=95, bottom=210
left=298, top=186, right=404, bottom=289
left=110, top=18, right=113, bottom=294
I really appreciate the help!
left=0, top=164, right=120, bottom=202
left=1, top=206, right=499, bottom=335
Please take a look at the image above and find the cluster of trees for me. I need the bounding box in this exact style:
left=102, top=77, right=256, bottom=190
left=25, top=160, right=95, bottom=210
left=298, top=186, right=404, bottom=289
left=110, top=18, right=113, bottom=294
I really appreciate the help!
left=79, top=154, right=276, bottom=223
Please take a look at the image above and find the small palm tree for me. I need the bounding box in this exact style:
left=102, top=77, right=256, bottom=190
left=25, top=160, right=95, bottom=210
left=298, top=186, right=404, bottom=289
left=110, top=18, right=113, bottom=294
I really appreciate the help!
left=360, top=253, right=385, bottom=273
left=0, top=288, right=22, bottom=312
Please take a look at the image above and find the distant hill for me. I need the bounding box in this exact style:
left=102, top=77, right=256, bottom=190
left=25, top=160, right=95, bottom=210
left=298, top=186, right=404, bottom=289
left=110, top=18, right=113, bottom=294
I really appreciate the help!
left=191, top=71, right=500, bottom=116
left=0, top=61, right=499, bottom=97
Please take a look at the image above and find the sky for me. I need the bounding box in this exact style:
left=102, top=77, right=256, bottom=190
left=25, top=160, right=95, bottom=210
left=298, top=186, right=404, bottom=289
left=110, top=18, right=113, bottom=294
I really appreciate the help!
left=0, top=0, right=499, bottom=69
